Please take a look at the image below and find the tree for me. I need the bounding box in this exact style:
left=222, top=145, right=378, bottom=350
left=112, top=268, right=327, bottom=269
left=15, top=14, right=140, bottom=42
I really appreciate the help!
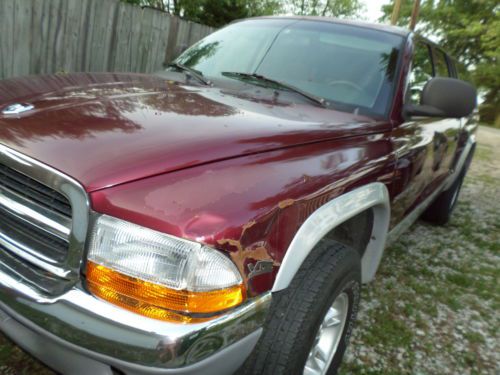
left=181, top=0, right=254, bottom=27
left=120, top=0, right=282, bottom=27
left=285, top=0, right=363, bottom=17
left=123, top=0, right=363, bottom=23
left=122, top=0, right=167, bottom=11
left=381, top=0, right=500, bottom=126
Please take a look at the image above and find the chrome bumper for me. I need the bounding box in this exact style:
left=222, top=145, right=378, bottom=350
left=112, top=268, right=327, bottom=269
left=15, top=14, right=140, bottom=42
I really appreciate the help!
left=0, top=144, right=270, bottom=373
left=0, top=271, right=270, bottom=374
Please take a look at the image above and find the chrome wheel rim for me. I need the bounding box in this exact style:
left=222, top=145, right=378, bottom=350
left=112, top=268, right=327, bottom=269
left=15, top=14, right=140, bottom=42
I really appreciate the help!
left=303, top=292, right=349, bottom=375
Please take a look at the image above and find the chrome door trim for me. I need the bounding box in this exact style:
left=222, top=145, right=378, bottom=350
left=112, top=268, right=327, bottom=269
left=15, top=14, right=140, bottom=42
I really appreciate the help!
left=387, top=136, right=476, bottom=246
left=1, top=103, right=35, bottom=115
left=444, top=135, right=475, bottom=190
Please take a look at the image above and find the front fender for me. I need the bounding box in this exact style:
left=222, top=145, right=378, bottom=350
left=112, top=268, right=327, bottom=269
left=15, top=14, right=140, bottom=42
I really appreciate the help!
left=90, top=134, right=394, bottom=296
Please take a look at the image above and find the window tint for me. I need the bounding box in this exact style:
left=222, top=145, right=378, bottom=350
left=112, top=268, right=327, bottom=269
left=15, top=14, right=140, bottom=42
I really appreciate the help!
left=175, top=19, right=403, bottom=116
left=255, top=22, right=402, bottom=114
left=175, top=20, right=285, bottom=80
left=433, top=48, right=450, bottom=77
left=407, top=42, right=433, bottom=104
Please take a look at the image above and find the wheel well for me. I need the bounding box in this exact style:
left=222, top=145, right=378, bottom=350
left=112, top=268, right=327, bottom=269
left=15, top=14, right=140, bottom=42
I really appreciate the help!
left=324, top=209, right=374, bottom=260
left=272, top=183, right=390, bottom=291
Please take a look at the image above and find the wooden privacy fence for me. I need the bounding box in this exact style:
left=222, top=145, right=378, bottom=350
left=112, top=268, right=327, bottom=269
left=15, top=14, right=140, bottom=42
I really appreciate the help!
left=0, top=0, right=215, bottom=80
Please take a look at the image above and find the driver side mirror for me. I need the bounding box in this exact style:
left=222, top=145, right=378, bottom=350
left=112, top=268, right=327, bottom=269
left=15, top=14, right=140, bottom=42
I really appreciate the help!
left=404, top=77, right=477, bottom=119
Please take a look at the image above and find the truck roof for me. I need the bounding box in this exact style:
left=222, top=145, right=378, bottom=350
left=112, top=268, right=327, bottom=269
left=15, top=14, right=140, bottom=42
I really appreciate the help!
left=246, top=16, right=411, bottom=37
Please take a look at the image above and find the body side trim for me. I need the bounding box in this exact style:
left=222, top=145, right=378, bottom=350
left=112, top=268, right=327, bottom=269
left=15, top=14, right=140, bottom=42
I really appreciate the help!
left=444, top=134, right=475, bottom=190
left=387, top=136, right=475, bottom=246
left=272, top=182, right=391, bottom=291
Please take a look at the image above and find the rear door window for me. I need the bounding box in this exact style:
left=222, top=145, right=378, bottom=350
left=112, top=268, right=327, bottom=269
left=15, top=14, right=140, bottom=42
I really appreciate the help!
left=433, top=48, right=451, bottom=77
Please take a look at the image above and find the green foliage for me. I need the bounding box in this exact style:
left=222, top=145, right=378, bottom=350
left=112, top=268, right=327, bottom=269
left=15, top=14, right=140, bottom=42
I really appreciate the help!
left=381, top=0, right=500, bottom=126
left=122, top=0, right=168, bottom=11
left=285, top=0, right=363, bottom=17
left=177, top=41, right=220, bottom=66
left=180, top=0, right=283, bottom=28
left=121, top=0, right=364, bottom=26
left=120, top=0, right=282, bottom=27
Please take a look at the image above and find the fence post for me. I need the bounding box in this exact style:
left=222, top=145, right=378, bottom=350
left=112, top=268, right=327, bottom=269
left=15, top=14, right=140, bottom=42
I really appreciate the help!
left=0, top=0, right=214, bottom=79
left=164, top=15, right=179, bottom=66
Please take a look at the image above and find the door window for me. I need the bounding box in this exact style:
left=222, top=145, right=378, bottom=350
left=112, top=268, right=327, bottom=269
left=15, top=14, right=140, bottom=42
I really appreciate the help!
left=446, top=56, right=459, bottom=78
left=407, top=42, right=433, bottom=104
left=433, top=48, right=451, bottom=77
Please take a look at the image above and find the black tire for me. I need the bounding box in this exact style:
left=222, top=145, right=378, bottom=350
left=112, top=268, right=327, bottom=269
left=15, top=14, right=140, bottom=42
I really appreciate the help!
left=421, top=169, right=466, bottom=225
left=239, top=239, right=361, bottom=375
left=422, top=146, right=475, bottom=225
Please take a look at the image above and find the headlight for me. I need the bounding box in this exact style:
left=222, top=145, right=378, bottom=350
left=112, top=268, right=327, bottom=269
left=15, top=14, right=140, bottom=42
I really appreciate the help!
left=86, top=215, right=246, bottom=323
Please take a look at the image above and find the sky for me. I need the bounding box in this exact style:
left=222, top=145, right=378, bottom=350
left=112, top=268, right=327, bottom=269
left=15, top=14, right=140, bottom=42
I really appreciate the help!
left=360, top=0, right=391, bottom=22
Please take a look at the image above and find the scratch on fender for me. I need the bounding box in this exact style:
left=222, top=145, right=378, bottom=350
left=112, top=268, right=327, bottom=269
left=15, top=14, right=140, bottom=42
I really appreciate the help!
left=278, top=198, right=295, bottom=209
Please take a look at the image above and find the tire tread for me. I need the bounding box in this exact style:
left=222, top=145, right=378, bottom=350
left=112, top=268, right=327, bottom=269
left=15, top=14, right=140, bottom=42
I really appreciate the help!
left=240, top=239, right=359, bottom=375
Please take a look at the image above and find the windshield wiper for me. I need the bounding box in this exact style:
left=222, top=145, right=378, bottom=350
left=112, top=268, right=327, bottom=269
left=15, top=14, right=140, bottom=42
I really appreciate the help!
left=168, top=62, right=212, bottom=86
left=221, top=72, right=327, bottom=108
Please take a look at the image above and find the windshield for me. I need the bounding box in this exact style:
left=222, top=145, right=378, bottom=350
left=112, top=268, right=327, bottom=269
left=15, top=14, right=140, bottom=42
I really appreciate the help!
left=175, top=19, right=404, bottom=116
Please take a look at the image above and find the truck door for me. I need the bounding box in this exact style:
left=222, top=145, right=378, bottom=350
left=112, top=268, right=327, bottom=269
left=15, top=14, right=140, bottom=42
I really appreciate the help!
left=390, top=40, right=460, bottom=226
left=429, top=46, right=462, bottom=185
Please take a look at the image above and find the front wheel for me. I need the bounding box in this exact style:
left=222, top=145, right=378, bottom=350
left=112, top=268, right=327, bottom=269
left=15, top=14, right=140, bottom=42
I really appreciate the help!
left=240, top=239, right=361, bottom=375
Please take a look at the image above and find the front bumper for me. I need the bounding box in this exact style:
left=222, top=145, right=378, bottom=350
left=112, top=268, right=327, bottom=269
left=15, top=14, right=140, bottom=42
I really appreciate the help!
left=0, top=269, right=271, bottom=375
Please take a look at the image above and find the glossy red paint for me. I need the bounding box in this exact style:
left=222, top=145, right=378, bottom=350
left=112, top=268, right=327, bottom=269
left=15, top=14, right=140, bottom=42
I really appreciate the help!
left=91, top=133, right=395, bottom=296
left=0, top=73, right=383, bottom=192
left=0, top=70, right=396, bottom=294
left=0, top=23, right=476, bottom=297
left=388, top=35, right=476, bottom=227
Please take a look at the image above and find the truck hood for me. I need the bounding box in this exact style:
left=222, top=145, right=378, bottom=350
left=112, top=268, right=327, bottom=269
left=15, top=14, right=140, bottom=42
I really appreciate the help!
left=0, top=73, right=377, bottom=192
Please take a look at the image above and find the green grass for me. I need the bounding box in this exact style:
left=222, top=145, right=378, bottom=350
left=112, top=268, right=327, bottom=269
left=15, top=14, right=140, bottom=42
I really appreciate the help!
left=474, top=144, right=493, bottom=162
left=339, top=139, right=500, bottom=374
left=0, top=130, right=498, bottom=375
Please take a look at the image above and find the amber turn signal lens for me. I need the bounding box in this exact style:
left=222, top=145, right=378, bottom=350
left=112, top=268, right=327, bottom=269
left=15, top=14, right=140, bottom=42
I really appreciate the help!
left=86, top=261, right=246, bottom=323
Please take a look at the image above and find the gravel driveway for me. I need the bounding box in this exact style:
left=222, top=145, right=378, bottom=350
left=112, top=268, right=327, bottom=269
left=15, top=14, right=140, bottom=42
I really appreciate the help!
left=340, top=126, right=500, bottom=375
left=0, top=127, right=498, bottom=375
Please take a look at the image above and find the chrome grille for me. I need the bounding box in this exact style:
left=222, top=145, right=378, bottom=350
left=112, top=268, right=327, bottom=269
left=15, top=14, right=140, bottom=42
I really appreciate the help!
left=0, top=144, right=89, bottom=296
left=0, top=167, right=71, bottom=267
left=0, top=164, right=72, bottom=218
left=0, top=211, right=68, bottom=263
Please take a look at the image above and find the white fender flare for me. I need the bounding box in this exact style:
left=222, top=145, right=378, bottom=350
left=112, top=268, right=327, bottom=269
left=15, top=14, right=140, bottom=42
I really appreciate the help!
left=272, top=182, right=391, bottom=292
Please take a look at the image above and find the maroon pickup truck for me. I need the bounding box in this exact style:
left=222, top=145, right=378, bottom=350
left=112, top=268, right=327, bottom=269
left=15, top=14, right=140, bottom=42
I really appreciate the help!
left=0, top=17, right=477, bottom=375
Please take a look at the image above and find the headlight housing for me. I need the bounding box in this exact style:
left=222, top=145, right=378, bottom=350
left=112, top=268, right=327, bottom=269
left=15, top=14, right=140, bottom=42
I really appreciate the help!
left=86, top=215, right=246, bottom=323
